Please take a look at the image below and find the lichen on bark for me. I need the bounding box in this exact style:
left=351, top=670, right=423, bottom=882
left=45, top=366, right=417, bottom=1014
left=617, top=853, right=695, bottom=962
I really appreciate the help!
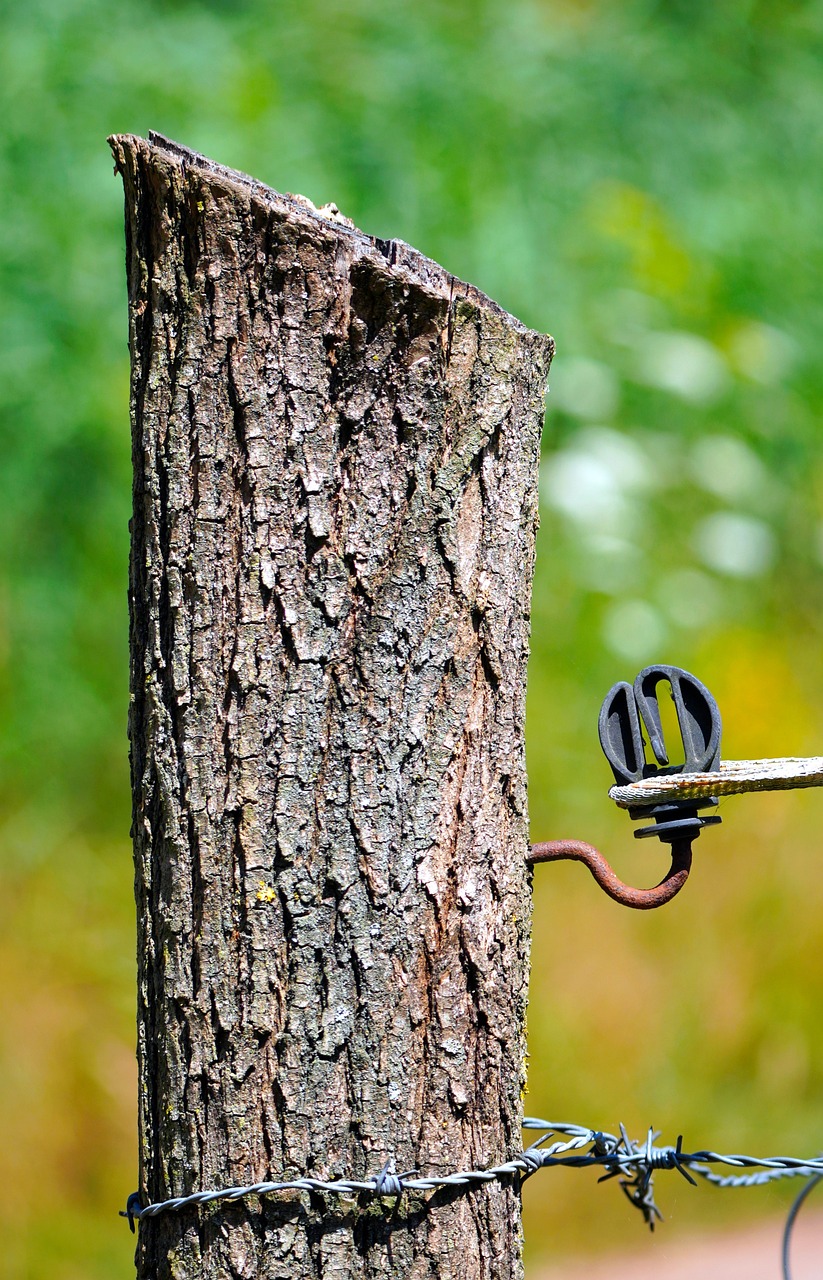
left=111, top=131, right=553, bottom=1280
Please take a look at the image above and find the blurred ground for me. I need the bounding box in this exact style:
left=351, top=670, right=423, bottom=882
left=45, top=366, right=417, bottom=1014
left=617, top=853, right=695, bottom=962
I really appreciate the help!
left=533, top=1211, right=823, bottom=1279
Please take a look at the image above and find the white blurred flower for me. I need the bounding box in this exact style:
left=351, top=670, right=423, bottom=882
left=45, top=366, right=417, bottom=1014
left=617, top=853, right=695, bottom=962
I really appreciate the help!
left=548, top=356, right=620, bottom=420
left=540, top=427, right=652, bottom=537
left=602, top=599, right=667, bottom=661
left=693, top=512, right=775, bottom=577
left=634, top=331, right=730, bottom=404
left=689, top=434, right=769, bottom=502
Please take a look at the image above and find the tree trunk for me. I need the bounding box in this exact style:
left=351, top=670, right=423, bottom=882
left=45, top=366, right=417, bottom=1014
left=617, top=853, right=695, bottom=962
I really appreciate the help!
left=110, top=131, right=553, bottom=1280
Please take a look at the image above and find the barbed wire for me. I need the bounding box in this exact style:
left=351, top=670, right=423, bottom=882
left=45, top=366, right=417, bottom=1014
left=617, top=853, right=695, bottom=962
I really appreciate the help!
left=122, top=1117, right=823, bottom=1276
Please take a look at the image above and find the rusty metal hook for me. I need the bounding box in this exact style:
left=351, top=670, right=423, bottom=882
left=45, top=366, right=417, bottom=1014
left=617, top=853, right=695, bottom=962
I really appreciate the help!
left=527, top=837, right=693, bottom=910
left=529, top=665, right=722, bottom=909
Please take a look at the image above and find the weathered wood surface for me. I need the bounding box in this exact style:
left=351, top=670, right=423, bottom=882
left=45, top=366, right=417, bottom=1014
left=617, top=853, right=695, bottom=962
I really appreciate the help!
left=111, top=131, right=553, bottom=1279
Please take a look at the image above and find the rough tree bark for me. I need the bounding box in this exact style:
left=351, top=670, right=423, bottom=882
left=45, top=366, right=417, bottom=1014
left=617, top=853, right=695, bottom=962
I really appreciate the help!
left=110, top=132, right=553, bottom=1280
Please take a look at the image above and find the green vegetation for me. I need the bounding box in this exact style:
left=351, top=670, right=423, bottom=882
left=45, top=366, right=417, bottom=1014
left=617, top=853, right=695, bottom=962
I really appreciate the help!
left=3, top=0, right=823, bottom=1273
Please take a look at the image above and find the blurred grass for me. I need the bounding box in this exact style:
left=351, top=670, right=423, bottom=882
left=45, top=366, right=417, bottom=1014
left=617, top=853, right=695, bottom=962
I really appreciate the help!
left=3, top=0, right=823, bottom=1274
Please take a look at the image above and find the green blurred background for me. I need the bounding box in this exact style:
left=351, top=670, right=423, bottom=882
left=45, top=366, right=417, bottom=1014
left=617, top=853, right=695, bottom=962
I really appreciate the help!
left=3, top=0, right=823, bottom=1274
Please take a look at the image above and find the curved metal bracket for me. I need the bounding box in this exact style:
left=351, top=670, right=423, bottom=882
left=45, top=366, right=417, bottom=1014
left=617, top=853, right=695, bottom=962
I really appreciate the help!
left=527, top=838, right=693, bottom=910
left=530, top=664, right=721, bottom=909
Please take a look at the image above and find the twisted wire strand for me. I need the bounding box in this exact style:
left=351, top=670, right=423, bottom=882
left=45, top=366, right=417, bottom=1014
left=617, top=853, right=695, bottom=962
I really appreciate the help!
left=122, top=1118, right=823, bottom=1238
left=124, top=1128, right=595, bottom=1227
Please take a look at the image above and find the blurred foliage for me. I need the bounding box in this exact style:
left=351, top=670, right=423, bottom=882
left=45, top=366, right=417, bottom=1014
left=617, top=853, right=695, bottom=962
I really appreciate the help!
left=3, top=0, right=823, bottom=1274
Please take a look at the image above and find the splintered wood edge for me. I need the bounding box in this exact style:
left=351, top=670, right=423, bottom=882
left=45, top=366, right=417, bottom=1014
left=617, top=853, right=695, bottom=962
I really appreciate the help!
left=107, top=131, right=555, bottom=357
left=609, top=758, right=823, bottom=808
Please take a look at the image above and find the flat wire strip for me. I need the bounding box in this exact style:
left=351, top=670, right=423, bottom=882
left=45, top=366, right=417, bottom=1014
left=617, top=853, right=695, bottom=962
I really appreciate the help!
left=609, top=756, right=823, bottom=809
left=125, top=1120, right=823, bottom=1227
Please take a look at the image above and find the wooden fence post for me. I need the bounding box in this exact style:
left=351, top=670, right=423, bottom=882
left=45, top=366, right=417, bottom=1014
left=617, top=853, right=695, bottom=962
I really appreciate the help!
left=110, top=131, right=553, bottom=1280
